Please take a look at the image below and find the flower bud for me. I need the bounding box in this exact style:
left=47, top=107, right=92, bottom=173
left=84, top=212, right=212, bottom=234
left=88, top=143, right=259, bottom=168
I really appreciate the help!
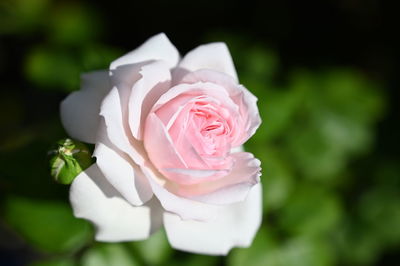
left=49, top=138, right=92, bottom=184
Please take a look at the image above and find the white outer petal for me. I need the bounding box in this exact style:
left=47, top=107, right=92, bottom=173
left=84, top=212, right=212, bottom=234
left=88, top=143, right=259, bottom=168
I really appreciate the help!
left=142, top=166, right=222, bottom=221
left=231, top=145, right=244, bottom=153
left=128, top=61, right=172, bottom=140
left=94, top=125, right=153, bottom=206
left=163, top=183, right=262, bottom=255
left=60, top=71, right=111, bottom=143
left=179, top=43, right=238, bottom=81
left=110, top=33, right=179, bottom=70
left=100, top=87, right=146, bottom=165
left=70, top=164, right=163, bottom=242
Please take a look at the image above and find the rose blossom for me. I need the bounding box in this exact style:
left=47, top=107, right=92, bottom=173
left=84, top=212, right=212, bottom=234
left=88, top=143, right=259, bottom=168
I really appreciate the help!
left=60, top=33, right=262, bottom=255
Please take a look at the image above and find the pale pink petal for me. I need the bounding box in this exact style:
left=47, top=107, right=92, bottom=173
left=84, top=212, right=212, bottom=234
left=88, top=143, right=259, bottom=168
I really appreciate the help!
left=144, top=112, right=229, bottom=185
left=180, top=69, right=261, bottom=144
left=94, top=122, right=153, bottom=206
left=152, top=82, right=238, bottom=123
left=152, top=82, right=230, bottom=111
left=144, top=112, right=188, bottom=168
left=188, top=183, right=255, bottom=205
left=179, top=43, right=238, bottom=81
left=70, top=164, right=163, bottom=242
left=164, top=102, right=222, bottom=174
left=141, top=165, right=222, bottom=221
left=161, top=168, right=229, bottom=186
left=110, top=33, right=179, bottom=70
left=163, top=183, right=262, bottom=255
left=153, top=81, right=242, bottom=151
left=234, top=85, right=262, bottom=141
left=128, top=61, right=172, bottom=140
left=174, top=152, right=260, bottom=202
left=60, top=71, right=111, bottom=144
left=100, top=87, right=146, bottom=165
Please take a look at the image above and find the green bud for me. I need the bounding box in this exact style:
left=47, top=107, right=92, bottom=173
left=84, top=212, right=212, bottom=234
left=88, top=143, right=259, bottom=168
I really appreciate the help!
left=49, top=138, right=93, bottom=185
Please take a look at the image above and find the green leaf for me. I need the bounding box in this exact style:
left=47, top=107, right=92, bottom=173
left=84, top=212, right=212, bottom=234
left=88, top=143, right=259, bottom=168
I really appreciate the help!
left=180, top=255, right=221, bottom=266
left=30, top=258, right=76, bottom=266
left=128, top=229, right=172, bottom=265
left=0, top=0, right=50, bottom=34
left=333, top=220, right=382, bottom=266
left=359, top=186, right=400, bottom=245
left=278, top=185, right=342, bottom=237
left=255, top=147, right=294, bottom=211
left=246, top=87, right=301, bottom=144
left=4, top=196, right=92, bottom=253
left=25, top=47, right=80, bottom=91
left=228, top=228, right=276, bottom=266
left=81, top=243, right=139, bottom=266
left=284, top=69, right=384, bottom=181
left=277, top=237, right=334, bottom=266
left=81, top=45, right=122, bottom=71
left=242, top=47, right=279, bottom=83
left=229, top=230, right=334, bottom=266
left=48, top=4, right=100, bottom=45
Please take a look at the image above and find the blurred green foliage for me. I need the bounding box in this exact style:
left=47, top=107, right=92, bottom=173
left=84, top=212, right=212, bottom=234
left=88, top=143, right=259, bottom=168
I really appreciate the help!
left=0, top=1, right=398, bottom=266
left=4, top=197, right=91, bottom=254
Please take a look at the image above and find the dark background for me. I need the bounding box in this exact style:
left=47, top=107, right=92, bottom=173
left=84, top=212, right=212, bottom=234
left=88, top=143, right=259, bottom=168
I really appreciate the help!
left=0, top=0, right=399, bottom=265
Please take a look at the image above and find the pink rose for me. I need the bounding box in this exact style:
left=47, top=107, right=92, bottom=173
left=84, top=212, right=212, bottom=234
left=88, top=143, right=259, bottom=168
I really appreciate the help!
left=61, top=33, right=262, bottom=255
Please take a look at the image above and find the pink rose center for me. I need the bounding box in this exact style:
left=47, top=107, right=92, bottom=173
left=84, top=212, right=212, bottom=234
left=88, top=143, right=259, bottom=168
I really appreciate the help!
left=145, top=84, right=245, bottom=185
left=164, top=95, right=235, bottom=169
left=189, top=99, right=232, bottom=157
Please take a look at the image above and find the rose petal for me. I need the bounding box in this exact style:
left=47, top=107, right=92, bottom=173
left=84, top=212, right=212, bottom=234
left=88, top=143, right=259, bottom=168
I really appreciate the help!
left=188, top=183, right=255, bottom=205
left=168, top=152, right=260, bottom=201
left=128, top=61, right=172, bottom=140
left=152, top=83, right=241, bottom=157
left=94, top=122, right=153, bottom=206
left=60, top=71, right=111, bottom=144
left=110, top=63, right=144, bottom=92
left=181, top=69, right=261, bottom=145
left=144, top=113, right=187, bottom=170
left=100, top=87, right=147, bottom=165
left=70, top=164, right=163, bottom=242
left=231, top=145, right=244, bottom=153
left=180, top=68, right=237, bottom=90
left=141, top=165, right=222, bottom=221
left=179, top=42, right=238, bottom=81
left=233, top=85, right=262, bottom=142
left=185, top=152, right=261, bottom=204
left=145, top=112, right=230, bottom=185
left=161, top=168, right=229, bottom=185
left=163, top=183, right=262, bottom=255
left=152, top=82, right=238, bottom=124
left=110, top=33, right=179, bottom=70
